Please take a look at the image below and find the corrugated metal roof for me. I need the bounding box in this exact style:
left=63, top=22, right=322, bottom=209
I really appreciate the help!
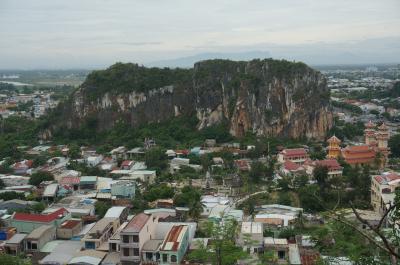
left=80, top=176, right=98, bottom=183
left=104, top=207, right=127, bottom=218
left=27, top=225, right=54, bottom=239
left=43, top=183, right=59, bottom=197
left=6, top=233, right=27, bottom=244
left=123, top=213, right=150, bottom=233
left=160, top=225, right=188, bottom=252
left=13, top=208, right=68, bottom=223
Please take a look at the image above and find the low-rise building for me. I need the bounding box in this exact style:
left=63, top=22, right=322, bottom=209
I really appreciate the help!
left=305, top=159, right=343, bottom=178
left=57, top=219, right=82, bottom=239
left=159, top=225, right=189, bottom=265
left=80, top=176, right=98, bottom=190
left=13, top=159, right=33, bottom=175
left=0, top=199, right=38, bottom=211
left=86, top=154, right=104, bottom=167
left=10, top=208, right=71, bottom=233
left=278, top=148, right=309, bottom=165
left=237, top=222, right=263, bottom=254
left=4, top=233, right=27, bottom=255
left=264, top=237, right=302, bottom=264
left=111, top=180, right=135, bottom=199
left=25, top=225, right=56, bottom=253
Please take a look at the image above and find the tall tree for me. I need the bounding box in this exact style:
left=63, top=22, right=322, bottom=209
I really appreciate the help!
left=314, top=165, right=329, bottom=195
left=189, top=219, right=247, bottom=265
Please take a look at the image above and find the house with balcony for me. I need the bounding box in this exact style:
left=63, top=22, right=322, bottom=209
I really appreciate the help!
left=277, top=148, right=309, bottom=165
left=119, top=213, right=158, bottom=265
left=82, top=217, right=120, bottom=250
left=371, top=172, right=400, bottom=215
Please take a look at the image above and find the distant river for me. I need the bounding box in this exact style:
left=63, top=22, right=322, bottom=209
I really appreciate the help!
left=0, top=80, right=33, bottom=86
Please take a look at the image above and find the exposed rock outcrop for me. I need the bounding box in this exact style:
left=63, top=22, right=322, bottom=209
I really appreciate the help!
left=49, top=59, right=333, bottom=139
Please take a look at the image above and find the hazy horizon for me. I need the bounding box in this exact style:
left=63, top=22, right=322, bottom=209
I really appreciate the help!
left=1, top=0, right=400, bottom=69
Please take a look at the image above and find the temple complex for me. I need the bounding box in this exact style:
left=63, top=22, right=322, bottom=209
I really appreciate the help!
left=326, top=121, right=390, bottom=168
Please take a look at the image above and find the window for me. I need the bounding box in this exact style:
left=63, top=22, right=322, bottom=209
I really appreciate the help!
left=27, top=241, right=31, bottom=249
left=163, top=254, right=168, bottom=262
left=31, top=243, right=37, bottom=250
left=278, top=250, right=286, bottom=260
left=122, top=235, right=129, bottom=243
left=133, top=248, right=139, bottom=256
left=171, top=255, right=177, bottom=262
left=132, top=235, right=139, bottom=242
left=146, top=252, right=153, bottom=260
left=123, top=248, right=130, bottom=256
left=110, top=243, right=116, bottom=251
left=85, top=241, right=95, bottom=249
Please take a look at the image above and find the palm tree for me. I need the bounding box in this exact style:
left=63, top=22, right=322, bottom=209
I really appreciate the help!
left=189, top=200, right=204, bottom=221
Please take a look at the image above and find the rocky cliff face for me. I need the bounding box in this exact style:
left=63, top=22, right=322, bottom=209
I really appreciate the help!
left=50, top=59, right=332, bottom=139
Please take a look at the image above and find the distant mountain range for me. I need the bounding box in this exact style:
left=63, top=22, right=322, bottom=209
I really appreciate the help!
left=146, top=37, right=400, bottom=68
left=147, top=51, right=272, bottom=68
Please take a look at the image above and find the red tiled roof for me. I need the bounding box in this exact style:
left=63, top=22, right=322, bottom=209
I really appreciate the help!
left=316, top=159, right=342, bottom=171
left=13, top=208, right=68, bottom=223
left=125, top=213, right=150, bottom=232
left=374, top=175, right=384, bottom=184
left=60, top=176, right=80, bottom=185
left=343, top=145, right=371, bottom=152
left=374, top=173, right=400, bottom=184
left=341, top=145, right=376, bottom=164
left=282, top=148, right=308, bottom=157
left=284, top=160, right=301, bottom=171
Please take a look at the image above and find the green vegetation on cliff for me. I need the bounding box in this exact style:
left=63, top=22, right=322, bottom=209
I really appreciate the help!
left=82, top=62, right=192, bottom=100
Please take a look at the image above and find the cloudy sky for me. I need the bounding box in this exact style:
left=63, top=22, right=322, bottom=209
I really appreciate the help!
left=1, top=0, right=399, bottom=69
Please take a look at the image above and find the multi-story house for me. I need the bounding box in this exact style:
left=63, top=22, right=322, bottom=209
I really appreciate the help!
left=159, top=225, right=189, bottom=265
left=82, top=217, right=120, bottom=250
left=371, top=172, right=400, bottom=215
left=120, top=213, right=158, bottom=265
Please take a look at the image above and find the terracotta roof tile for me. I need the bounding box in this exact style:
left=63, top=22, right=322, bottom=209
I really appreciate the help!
left=282, top=148, right=308, bottom=157
left=284, top=160, right=301, bottom=171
